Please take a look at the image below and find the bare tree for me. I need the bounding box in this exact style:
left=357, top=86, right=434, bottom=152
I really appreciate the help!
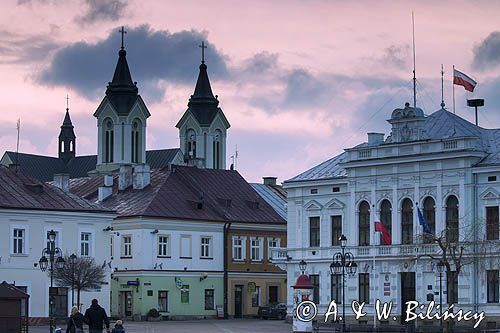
left=52, top=255, right=107, bottom=307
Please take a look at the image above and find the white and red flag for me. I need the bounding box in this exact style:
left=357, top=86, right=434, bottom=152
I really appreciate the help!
left=374, top=214, right=392, bottom=245
left=453, top=68, right=477, bottom=92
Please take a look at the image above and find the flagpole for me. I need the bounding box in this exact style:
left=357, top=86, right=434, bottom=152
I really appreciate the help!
left=372, top=205, right=377, bottom=329
left=452, top=65, right=456, bottom=115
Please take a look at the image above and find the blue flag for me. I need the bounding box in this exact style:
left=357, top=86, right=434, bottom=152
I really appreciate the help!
left=417, top=207, right=432, bottom=234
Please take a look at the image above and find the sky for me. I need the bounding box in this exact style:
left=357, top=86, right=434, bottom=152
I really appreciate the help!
left=2, top=0, right=500, bottom=183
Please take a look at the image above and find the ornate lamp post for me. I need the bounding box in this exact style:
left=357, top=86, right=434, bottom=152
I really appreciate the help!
left=330, top=234, right=357, bottom=333
left=39, top=230, right=65, bottom=333
left=299, top=260, right=307, bottom=274
left=69, top=253, right=77, bottom=306
left=437, top=261, right=445, bottom=333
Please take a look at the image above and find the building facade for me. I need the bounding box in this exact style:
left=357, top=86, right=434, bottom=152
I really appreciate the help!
left=273, top=104, right=500, bottom=329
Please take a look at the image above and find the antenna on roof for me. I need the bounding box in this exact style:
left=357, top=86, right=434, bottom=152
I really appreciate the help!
left=440, top=64, right=445, bottom=108
left=15, top=118, right=20, bottom=173
left=412, top=11, right=417, bottom=109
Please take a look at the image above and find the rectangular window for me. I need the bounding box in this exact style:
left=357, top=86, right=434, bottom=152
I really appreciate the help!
left=310, top=189, right=318, bottom=194
left=181, top=285, right=189, bottom=303
left=332, top=187, right=340, bottom=193
left=331, top=274, right=342, bottom=304
left=487, top=270, right=499, bottom=303
left=486, top=207, right=499, bottom=240
left=252, top=286, right=261, bottom=307
left=331, top=216, right=342, bottom=246
left=251, top=238, right=262, bottom=261
left=122, top=236, right=132, bottom=257
left=359, top=273, right=370, bottom=304
left=80, top=232, right=91, bottom=257
left=180, top=235, right=192, bottom=258
left=309, top=217, right=320, bottom=247
left=201, top=237, right=212, bottom=258
left=13, top=228, right=25, bottom=254
left=488, top=176, right=497, bottom=182
left=204, top=289, right=215, bottom=310
left=446, top=271, right=458, bottom=304
left=310, top=274, right=320, bottom=304
left=158, top=235, right=170, bottom=257
left=232, top=237, right=244, bottom=261
left=267, top=238, right=280, bottom=260
left=158, top=291, right=168, bottom=312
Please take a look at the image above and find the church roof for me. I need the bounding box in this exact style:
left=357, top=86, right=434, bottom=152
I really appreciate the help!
left=0, top=165, right=109, bottom=213
left=1, top=148, right=181, bottom=182
left=61, top=109, right=74, bottom=128
left=105, top=48, right=139, bottom=115
left=287, top=108, right=500, bottom=182
left=69, top=165, right=285, bottom=224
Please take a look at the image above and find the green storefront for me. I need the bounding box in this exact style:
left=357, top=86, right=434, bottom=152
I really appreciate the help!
left=111, top=271, right=223, bottom=320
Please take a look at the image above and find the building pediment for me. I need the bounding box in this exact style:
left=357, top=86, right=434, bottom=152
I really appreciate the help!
left=480, top=188, right=500, bottom=200
left=325, top=198, right=345, bottom=210
left=304, top=200, right=323, bottom=211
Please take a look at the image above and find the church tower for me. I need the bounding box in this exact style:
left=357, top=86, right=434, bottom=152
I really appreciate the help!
left=176, top=42, right=230, bottom=169
left=58, top=102, right=76, bottom=163
left=93, top=27, right=150, bottom=173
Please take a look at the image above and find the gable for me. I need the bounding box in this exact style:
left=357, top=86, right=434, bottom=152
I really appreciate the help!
left=304, top=200, right=323, bottom=211
left=325, top=198, right=345, bottom=210
left=480, top=187, right=500, bottom=200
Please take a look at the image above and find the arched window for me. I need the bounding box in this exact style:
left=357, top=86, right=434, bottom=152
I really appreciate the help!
left=186, top=129, right=196, bottom=159
left=380, top=200, right=392, bottom=245
left=213, top=130, right=221, bottom=169
left=60, top=141, right=64, bottom=153
left=401, top=198, right=413, bottom=244
left=359, top=201, right=370, bottom=246
left=446, top=195, right=459, bottom=242
left=131, top=119, right=141, bottom=163
left=104, top=118, right=114, bottom=163
left=423, top=197, right=436, bottom=243
left=69, top=141, right=73, bottom=152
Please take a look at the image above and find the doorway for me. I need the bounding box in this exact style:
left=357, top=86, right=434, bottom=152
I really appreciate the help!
left=49, top=287, right=68, bottom=318
left=268, top=286, right=278, bottom=304
left=400, top=272, right=415, bottom=324
left=234, top=285, right=243, bottom=318
left=120, top=291, right=133, bottom=318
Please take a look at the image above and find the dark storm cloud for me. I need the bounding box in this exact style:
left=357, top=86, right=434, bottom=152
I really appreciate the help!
left=241, top=51, right=278, bottom=73
left=473, top=31, right=500, bottom=70
left=37, top=25, right=229, bottom=102
left=282, top=69, right=330, bottom=108
left=75, top=0, right=128, bottom=25
left=0, top=29, right=59, bottom=64
left=380, top=44, right=410, bottom=70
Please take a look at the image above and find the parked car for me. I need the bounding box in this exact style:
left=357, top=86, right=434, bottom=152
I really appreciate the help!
left=258, top=302, right=287, bottom=319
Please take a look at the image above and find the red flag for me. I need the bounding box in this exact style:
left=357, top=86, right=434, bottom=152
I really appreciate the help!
left=453, top=68, right=477, bottom=92
left=374, top=214, right=392, bottom=245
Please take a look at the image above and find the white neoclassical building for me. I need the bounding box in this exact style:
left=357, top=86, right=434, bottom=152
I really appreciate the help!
left=273, top=103, right=500, bottom=329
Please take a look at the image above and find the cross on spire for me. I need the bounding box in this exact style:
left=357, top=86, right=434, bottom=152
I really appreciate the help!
left=66, top=94, right=70, bottom=111
left=119, top=26, right=127, bottom=50
left=199, top=41, right=207, bottom=64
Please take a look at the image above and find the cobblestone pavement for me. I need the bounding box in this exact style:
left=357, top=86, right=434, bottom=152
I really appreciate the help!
left=30, top=318, right=292, bottom=333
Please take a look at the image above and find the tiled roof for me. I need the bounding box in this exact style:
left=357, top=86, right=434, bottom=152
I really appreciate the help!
left=0, top=165, right=110, bottom=213
left=250, top=183, right=287, bottom=219
left=2, top=149, right=180, bottom=182
left=287, top=108, right=500, bottom=182
left=0, top=281, right=29, bottom=299
left=69, top=166, right=285, bottom=224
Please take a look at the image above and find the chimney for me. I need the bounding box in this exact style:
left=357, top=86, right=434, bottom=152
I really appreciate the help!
left=263, top=177, right=277, bottom=186
left=53, top=173, right=70, bottom=192
left=98, top=175, right=113, bottom=202
left=367, top=133, right=384, bottom=145
left=118, top=165, right=133, bottom=191
left=133, top=164, right=150, bottom=190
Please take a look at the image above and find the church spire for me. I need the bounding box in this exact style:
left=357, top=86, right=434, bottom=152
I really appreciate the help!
left=188, top=41, right=218, bottom=107
left=58, top=95, right=76, bottom=163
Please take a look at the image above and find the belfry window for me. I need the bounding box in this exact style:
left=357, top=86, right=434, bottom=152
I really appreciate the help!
left=401, top=198, right=413, bottom=244
left=213, top=130, right=221, bottom=169
left=104, top=119, right=114, bottom=163
left=131, top=119, right=141, bottom=163
left=187, top=129, right=196, bottom=159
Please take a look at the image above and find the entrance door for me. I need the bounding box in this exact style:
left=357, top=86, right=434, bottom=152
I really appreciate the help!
left=234, top=285, right=243, bottom=318
left=268, top=286, right=278, bottom=304
left=120, top=291, right=133, bottom=317
left=400, top=272, right=415, bottom=324
left=50, top=287, right=68, bottom=318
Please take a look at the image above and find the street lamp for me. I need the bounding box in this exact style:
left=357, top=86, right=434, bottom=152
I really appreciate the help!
left=39, top=230, right=65, bottom=333
left=299, top=260, right=307, bottom=274
left=330, top=234, right=357, bottom=333
left=437, top=261, right=445, bottom=333
left=69, top=254, right=77, bottom=306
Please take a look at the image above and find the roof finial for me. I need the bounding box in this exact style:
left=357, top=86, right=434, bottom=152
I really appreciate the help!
left=199, top=41, right=207, bottom=64
left=66, top=94, right=70, bottom=112
left=119, top=26, right=127, bottom=50
left=440, top=64, right=445, bottom=108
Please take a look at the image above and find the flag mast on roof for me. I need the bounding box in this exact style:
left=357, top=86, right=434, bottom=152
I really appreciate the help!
left=412, top=11, right=417, bottom=110
left=441, top=64, right=446, bottom=109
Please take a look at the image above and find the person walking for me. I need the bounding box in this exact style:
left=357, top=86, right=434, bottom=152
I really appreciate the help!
left=84, top=299, right=111, bottom=333
left=66, top=306, right=84, bottom=333
left=111, top=320, right=125, bottom=333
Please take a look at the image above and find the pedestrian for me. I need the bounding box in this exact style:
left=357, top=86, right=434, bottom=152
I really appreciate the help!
left=111, top=319, right=126, bottom=333
left=66, top=305, right=84, bottom=333
left=84, top=299, right=111, bottom=333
